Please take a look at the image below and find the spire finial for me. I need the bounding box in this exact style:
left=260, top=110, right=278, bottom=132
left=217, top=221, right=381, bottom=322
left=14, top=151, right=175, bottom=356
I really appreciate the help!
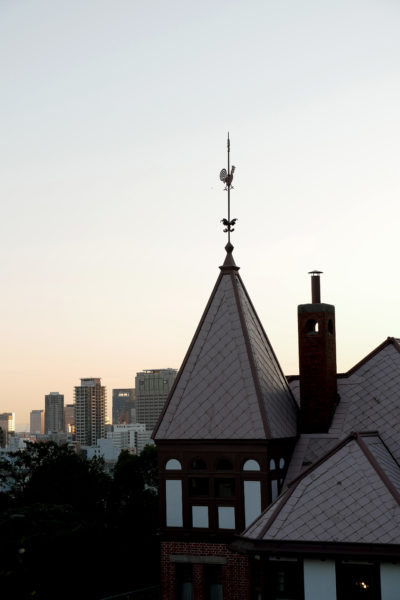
left=219, top=132, right=237, bottom=244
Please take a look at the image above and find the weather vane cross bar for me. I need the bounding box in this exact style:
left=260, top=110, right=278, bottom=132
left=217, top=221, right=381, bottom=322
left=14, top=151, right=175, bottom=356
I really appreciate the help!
left=219, top=132, right=237, bottom=244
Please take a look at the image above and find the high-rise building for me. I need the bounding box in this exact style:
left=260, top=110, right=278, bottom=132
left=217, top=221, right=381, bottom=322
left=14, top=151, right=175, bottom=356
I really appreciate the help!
left=64, top=403, right=75, bottom=435
left=135, top=369, right=177, bottom=432
left=0, top=412, right=15, bottom=447
left=74, top=378, right=106, bottom=446
left=0, top=412, right=15, bottom=434
left=45, top=392, right=65, bottom=434
left=112, top=388, right=135, bottom=424
left=30, top=410, right=44, bottom=434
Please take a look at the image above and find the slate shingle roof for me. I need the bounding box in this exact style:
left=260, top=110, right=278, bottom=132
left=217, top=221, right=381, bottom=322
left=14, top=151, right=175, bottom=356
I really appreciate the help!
left=243, top=340, right=400, bottom=550
left=153, top=250, right=297, bottom=440
left=331, top=338, right=400, bottom=462
left=242, top=433, right=400, bottom=546
left=286, top=338, right=400, bottom=479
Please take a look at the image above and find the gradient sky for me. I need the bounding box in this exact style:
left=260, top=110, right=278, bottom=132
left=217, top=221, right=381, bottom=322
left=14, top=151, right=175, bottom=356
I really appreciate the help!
left=1, top=1, right=400, bottom=430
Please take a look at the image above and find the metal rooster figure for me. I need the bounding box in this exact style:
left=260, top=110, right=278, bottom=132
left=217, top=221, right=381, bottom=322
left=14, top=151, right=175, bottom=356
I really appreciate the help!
left=220, top=133, right=237, bottom=243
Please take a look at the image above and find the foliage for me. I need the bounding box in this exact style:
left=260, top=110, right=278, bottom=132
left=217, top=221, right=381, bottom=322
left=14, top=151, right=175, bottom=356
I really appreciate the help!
left=0, top=441, right=160, bottom=600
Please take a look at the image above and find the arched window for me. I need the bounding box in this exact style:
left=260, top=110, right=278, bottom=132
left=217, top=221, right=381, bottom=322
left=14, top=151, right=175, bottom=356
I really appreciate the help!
left=269, top=458, right=276, bottom=471
left=279, top=458, right=285, bottom=470
left=190, top=458, right=207, bottom=470
left=243, top=459, right=260, bottom=471
left=216, top=458, right=233, bottom=470
left=165, top=458, right=182, bottom=470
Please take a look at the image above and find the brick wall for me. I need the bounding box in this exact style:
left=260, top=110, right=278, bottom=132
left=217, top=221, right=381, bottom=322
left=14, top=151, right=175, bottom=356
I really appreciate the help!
left=161, top=540, right=250, bottom=600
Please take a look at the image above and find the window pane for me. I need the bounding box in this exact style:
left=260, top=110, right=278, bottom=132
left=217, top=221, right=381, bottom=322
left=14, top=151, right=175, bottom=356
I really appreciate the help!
left=271, top=479, right=279, bottom=502
left=215, top=478, right=235, bottom=497
left=176, top=564, right=194, bottom=600
left=166, top=458, right=182, bottom=470
left=190, top=458, right=207, bottom=470
left=337, top=562, right=380, bottom=600
left=189, top=477, right=209, bottom=497
left=243, top=459, right=260, bottom=471
left=268, top=560, right=300, bottom=600
left=166, top=480, right=183, bottom=527
left=244, top=480, right=261, bottom=527
left=192, top=505, right=209, bottom=528
left=205, top=565, right=223, bottom=600
left=218, top=506, right=235, bottom=529
left=216, top=458, right=233, bottom=470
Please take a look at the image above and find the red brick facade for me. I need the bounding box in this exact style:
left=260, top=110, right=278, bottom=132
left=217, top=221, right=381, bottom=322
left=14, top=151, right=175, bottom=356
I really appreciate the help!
left=298, top=302, right=337, bottom=432
left=161, top=540, right=250, bottom=600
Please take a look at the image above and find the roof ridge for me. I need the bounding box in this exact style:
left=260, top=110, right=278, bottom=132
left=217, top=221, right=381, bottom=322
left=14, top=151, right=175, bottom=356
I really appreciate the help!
left=231, top=272, right=271, bottom=438
left=152, top=270, right=225, bottom=439
left=355, top=433, right=400, bottom=505
left=235, top=273, right=298, bottom=412
left=344, top=337, right=400, bottom=377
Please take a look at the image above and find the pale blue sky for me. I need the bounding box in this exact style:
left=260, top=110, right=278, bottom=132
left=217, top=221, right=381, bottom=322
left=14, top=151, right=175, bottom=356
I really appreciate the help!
left=1, top=1, right=400, bottom=429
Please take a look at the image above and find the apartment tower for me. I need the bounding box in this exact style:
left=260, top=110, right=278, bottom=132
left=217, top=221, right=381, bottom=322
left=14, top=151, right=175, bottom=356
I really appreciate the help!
left=74, top=378, right=106, bottom=446
left=135, top=369, right=177, bottom=432
left=30, top=409, right=44, bottom=434
left=45, top=392, right=65, bottom=434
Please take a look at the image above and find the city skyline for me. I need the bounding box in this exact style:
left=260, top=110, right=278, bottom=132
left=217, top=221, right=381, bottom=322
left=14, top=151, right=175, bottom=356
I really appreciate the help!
left=2, top=2, right=400, bottom=429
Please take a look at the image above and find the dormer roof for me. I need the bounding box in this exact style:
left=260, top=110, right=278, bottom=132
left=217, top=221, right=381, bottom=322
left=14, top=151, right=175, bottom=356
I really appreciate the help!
left=153, top=248, right=298, bottom=441
left=238, top=432, right=400, bottom=550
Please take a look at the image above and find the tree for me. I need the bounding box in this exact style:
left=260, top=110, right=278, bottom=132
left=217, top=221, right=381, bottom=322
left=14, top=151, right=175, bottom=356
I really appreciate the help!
left=0, top=441, right=110, bottom=507
left=0, top=441, right=160, bottom=599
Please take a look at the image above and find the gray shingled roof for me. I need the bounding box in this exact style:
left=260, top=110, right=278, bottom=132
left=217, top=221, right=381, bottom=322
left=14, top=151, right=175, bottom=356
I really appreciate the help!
left=241, top=433, right=400, bottom=545
left=153, top=253, right=297, bottom=440
left=287, top=338, right=400, bottom=479
left=330, top=339, right=400, bottom=462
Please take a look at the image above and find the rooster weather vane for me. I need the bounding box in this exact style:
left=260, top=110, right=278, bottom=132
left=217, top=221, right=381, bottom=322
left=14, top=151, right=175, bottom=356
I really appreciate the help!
left=220, top=133, right=237, bottom=243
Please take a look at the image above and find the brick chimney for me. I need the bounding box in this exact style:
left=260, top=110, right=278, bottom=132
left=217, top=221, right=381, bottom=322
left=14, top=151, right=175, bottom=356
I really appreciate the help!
left=298, top=271, right=337, bottom=433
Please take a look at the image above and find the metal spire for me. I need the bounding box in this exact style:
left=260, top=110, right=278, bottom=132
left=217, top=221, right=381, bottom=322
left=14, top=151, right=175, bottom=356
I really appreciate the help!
left=219, top=133, right=237, bottom=245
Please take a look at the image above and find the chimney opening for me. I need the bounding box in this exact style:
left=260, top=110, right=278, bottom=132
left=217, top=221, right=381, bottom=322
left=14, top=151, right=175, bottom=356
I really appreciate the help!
left=305, top=319, right=319, bottom=334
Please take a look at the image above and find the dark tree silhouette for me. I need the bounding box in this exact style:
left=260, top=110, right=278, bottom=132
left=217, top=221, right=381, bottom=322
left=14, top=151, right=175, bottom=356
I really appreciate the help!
left=0, top=442, right=159, bottom=600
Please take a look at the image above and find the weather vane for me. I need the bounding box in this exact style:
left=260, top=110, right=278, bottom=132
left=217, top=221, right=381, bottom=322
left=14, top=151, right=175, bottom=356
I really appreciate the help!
left=219, top=133, right=237, bottom=244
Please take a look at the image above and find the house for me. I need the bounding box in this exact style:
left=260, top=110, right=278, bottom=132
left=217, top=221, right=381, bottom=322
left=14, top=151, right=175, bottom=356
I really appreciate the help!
left=152, top=156, right=400, bottom=599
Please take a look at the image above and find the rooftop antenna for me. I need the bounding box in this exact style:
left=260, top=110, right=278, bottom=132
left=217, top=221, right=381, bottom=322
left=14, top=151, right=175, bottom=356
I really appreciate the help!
left=219, top=133, right=237, bottom=245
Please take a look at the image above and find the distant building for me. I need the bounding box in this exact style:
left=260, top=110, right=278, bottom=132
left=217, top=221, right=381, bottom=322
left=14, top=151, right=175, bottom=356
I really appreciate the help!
left=107, top=423, right=144, bottom=451
left=45, top=392, right=65, bottom=433
left=85, top=438, right=120, bottom=464
left=0, top=413, right=13, bottom=447
left=135, top=369, right=177, bottom=432
left=135, top=429, right=154, bottom=455
left=0, top=412, right=15, bottom=435
left=85, top=423, right=153, bottom=465
left=106, top=422, right=150, bottom=454
left=64, top=404, right=75, bottom=434
left=74, top=378, right=106, bottom=446
left=30, top=410, right=44, bottom=435
left=112, top=388, right=135, bottom=424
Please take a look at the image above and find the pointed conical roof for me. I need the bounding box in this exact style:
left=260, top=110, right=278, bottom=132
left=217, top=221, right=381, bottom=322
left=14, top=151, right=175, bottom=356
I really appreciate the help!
left=153, top=247, right=297, bottom=441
